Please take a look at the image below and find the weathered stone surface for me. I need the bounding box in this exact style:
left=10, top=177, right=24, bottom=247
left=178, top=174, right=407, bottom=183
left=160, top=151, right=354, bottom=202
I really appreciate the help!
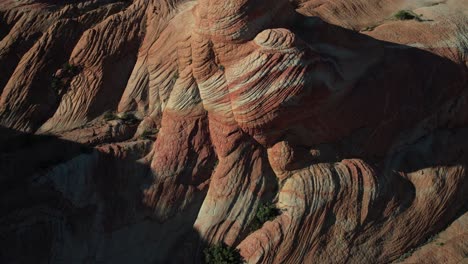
left=0, top=0, right=467, bottom=263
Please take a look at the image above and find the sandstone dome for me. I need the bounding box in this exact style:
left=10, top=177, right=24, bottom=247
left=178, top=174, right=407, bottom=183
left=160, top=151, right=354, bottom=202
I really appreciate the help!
left=0, top=0, right=467, bottom=263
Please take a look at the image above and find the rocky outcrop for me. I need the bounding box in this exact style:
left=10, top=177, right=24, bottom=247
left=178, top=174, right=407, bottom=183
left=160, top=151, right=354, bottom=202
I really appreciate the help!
left=402, top=212, right=468, bottom=264
left=0, top=0, right=467, bottom=263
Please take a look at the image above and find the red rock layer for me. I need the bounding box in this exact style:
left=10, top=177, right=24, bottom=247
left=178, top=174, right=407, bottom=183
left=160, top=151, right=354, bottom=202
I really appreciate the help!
left=0, top=0, right=467, bottom=263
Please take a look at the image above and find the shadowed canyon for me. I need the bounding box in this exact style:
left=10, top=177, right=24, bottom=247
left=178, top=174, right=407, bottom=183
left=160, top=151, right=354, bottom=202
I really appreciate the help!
left=0, top=0, right=467, bottom=263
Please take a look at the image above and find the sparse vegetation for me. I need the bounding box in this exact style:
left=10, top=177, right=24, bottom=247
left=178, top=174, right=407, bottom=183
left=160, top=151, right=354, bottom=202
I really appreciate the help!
left=396, top=248, right=416, bottom=263
left=172, top=71, right=179, bottom=82
left=140, top=128, right=158, bottom=140
left=118, top=112, right=139, bottom=123
left=62, top=62, right=79, bottom=74
left=219, top=65, right=225, bottom=72
left=394, top=10, right=422, bottom=21
left=103, top=111, right=117, bottom=121
left=103, top=111, right=139, bottom=123
left=362, top=25, right=378, bottom=32
left=396, top=232, right=445, bottom=262
left=50, top=77, right=62, bottom=93
left=50, top=62, right=81, bottom=95
left=249, top=202, right=280, bottom=232
left=426, top=233, right=439, bottom=243
left=203, top=243, right=244, bottom=264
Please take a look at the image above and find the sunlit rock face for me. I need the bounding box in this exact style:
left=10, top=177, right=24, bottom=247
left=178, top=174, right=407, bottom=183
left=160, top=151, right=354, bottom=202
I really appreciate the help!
left=0, top=0, right=467, bottom=263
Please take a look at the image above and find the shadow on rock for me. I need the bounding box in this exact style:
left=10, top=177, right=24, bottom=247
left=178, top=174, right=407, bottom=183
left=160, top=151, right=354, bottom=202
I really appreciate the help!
left=0, top=126, right=206, bottom=264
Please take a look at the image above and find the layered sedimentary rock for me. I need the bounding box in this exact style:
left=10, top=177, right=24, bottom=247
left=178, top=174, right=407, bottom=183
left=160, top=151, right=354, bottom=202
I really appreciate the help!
left=0, top=0, right=467, bottom=263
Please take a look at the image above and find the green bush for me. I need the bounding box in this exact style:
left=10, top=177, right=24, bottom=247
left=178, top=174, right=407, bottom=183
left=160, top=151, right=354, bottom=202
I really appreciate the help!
left=394, top=10, right=422, bottom=21
left=50, top=63, right=80, bottom=94
left=172, top=71, right=179, bottom=82
left=51, top=77, right=63, bottom=93
left=249, top=202, right=280, bottom=232
left=118, top=112, right=139, bottom=123
left=140, top=128, right=158, bottom=140
left=203, top=243, right=243, bottom=264
left=62, top=63, right=80, bottom=74
left=103, top=111, right=139, bottom=123
left=103, top=111, right=118, bottom=121
left=362, top=25, right=377, bottom=32
left=396, top=248, right=416, bottom=262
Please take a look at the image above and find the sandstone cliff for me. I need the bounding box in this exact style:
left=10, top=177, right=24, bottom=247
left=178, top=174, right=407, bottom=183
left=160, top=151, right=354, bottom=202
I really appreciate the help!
left=0, top=0, right=467, bottom=263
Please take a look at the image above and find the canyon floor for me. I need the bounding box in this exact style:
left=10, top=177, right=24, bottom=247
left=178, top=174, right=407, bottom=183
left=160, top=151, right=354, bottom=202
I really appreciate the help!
left=0, top=0, right=467, bottom=263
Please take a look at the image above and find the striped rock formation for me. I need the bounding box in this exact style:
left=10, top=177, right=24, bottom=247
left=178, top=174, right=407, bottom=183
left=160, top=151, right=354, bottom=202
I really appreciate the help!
left=1, top=0, right=467, bottom=263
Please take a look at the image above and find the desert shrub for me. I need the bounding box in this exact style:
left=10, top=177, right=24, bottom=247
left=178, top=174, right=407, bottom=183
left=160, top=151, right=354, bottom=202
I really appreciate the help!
left=219, top=65, right=225, bottom=71
left=140, top=128, right=158, bottom=140
left=172, top=71, right=179, bottom=82
left=426, top=233, right=439, bottom=243
left=118, top=112, right=139, bottom=123
left=249, top=202, right=280, bottom=232
left=62, top=63, right=79, bottom=74
left=362, top=25, right=378, bottom=32
left=394, top=10, right=422, bottom=21
left=103, top=111, right=139, bottom=123
left=396, top=249, right=414, bottom=262
left=103, top=111, right=118, bottom=121
left=50, top=63, right=81, bottom=94
left=50, top=77, right=63, bottom=93
left=203, top=243, right=243, bottom=264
